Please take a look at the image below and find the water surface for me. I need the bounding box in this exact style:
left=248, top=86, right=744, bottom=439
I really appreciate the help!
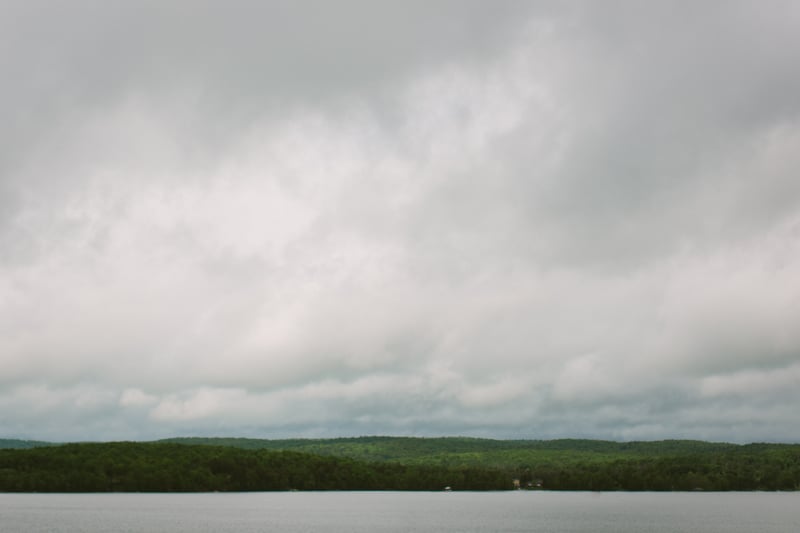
left=1, top=491, right=798, bottom=532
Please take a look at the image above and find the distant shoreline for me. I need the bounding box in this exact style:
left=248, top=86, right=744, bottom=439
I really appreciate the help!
left=2, top=437, right=798, bottom=492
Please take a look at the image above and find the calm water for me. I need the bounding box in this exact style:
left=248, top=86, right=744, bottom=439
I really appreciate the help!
left=1, top=491, right=798, bottom=532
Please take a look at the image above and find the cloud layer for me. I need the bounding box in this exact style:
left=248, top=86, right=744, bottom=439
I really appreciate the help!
left=2, top=1, right=800, bottom=442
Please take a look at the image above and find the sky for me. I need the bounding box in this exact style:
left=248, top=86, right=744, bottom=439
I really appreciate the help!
left=2, top=1, right=800, bottom=444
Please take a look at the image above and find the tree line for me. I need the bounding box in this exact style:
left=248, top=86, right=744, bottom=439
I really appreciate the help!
left=0, top=442, right=510, bottom=492
left=515, top=449, right=800, bottom=491
left=1, top=438, right=798, bottom=492
left=156, top=436, right=800, bottom=490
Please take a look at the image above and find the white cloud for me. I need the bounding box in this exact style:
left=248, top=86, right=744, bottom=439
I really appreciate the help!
left=1, top=1, right=799, bottom=443
left=119, top=388, right=159, bottom=408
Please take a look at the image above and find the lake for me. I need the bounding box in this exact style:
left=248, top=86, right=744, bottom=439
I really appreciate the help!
left=1, top=491, right=798, bottom=532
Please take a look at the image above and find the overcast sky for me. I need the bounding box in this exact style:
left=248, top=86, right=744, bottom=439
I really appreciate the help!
left=2, top=1, right=800, bottom=443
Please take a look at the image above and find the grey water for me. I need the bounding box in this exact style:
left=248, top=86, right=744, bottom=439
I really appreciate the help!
left=1, top=491, right=798, bottom=533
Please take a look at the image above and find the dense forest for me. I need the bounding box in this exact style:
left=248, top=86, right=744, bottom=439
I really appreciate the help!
left=1, top=437, right=798, bottom=491
left=0, top=442, right=509, bottom=492
left=157, top=437, right=800, bottom=491
left=158, top=436, right=745, bottom=465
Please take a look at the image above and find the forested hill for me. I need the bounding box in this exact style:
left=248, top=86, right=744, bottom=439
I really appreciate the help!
left=156, top=436, right=748, bottom=465
left=0, top=439, right=56, bottom=449
left=153, top=437, right=800, bottom=491
left=0, top=442, right=509, bottom=492
left=1, top=437, right=799, bottom=491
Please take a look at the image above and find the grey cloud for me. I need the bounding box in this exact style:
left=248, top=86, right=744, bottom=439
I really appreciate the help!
left=1, top=1, right=531, bottom=140
left=1, top=1, right=800, bottom=443
left=494, top=1, right=800, bottom=268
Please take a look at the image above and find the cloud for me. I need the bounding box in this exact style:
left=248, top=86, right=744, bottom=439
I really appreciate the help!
left=119, top=388, right=159, bottom=408
left=1, top=1, right=799, bottom=443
